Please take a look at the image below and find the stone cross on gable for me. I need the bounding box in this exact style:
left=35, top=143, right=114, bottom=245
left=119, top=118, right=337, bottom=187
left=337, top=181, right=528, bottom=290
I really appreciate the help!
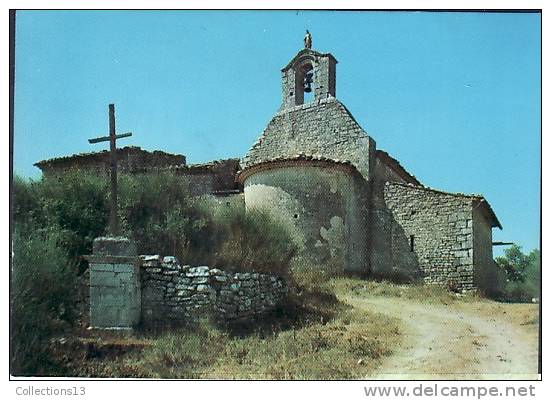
left=88, top=104, right=132, bottom=236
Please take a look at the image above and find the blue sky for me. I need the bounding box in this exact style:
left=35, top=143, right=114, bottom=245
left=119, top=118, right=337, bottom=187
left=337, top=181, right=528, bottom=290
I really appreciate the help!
left=14, top=10, right=541, bottom=254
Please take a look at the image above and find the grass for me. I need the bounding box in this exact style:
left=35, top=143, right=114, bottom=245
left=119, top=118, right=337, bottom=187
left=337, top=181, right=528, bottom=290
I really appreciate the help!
left=329, top=278, right=484, bottom=305
left=53, top=277, right=491, bottom=379
left=46, top=275, right=522, bottom=379
left=66, top=307, right=400, bottom=379
left=44, top=276, right=537, bottom=379
left=57, top=277, right=402, bottom=379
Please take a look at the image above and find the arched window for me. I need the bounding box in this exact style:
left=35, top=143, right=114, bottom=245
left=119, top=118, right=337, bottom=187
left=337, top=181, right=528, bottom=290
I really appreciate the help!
left=294, top=61, right=314, bottom=105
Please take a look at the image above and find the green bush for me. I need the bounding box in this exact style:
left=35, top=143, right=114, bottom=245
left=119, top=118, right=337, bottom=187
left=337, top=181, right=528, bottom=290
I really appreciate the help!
left=495, top=244, right=540, bottom=302
left=118, top=172, right=193, bottom=255
left=201, top=204, right=298, bottom=276
left=13, top=176, right=40, bottom=226
left=14, top=171, right=298, bottom=277
left=11, top=226, right=78, bottom=375
left=119, top=175, right=298, bottom=276
left=14, top=173, right=110, bottom=270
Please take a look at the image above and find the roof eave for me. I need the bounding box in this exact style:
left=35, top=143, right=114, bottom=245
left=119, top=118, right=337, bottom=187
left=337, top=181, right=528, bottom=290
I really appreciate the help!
left=476, top=198, right=503, bottom=230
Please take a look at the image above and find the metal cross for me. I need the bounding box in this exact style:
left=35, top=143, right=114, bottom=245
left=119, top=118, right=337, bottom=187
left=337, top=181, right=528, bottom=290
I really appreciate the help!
left=88, top=104, right=132, bottom=236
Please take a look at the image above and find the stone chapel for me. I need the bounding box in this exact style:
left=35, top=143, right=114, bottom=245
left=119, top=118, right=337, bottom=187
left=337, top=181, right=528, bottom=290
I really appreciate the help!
left=237, top=43, right=503, bottom=291
left=35, top=39, right=504, bottom=292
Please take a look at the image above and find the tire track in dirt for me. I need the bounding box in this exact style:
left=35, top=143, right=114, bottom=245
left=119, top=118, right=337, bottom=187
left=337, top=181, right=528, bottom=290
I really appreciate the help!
left=343, top=296, right=539, bottom=380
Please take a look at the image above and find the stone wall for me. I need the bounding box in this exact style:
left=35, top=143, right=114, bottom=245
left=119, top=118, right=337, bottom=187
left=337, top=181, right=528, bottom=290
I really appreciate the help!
left=140, top=255, right=287, bottom=327
left=35, top=146, right=186, bottom=178
left=242, top=162, right=369, bottom=273
left=383, top=182, right=478, bottom=290
left=36, top=149, right=241, bottom=200
left=472, top=205, right=506, bottom=294
left=241, top=97, right=376, bottom=182
left=172, top=158, right=241, bottom=196
left=369, top=155, right=421, bottom=278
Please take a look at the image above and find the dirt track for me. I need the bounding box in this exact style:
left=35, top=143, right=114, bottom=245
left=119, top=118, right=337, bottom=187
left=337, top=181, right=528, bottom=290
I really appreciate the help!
left=343, top=295, right=540, bottom=380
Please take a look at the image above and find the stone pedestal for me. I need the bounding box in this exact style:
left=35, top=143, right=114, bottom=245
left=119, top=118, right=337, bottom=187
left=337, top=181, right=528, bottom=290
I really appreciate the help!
left=86, top=237, right=141, bottom=329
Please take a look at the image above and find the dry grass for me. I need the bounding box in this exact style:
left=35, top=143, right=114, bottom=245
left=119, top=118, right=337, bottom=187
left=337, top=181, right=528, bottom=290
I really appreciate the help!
left=329, top=277, right=484, bottom=305
left=55, top=276, right=528, bottom=379
left=51, top=276, right=536, bottom=379
left=61, top=277, right=402, bottom=379
left=93, top=307, right=401, bottom=379
left=60, top=276, right=476, bottom=378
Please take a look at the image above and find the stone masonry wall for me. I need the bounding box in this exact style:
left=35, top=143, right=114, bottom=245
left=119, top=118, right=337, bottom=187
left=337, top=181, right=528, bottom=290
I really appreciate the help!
left=242, top=98, right=375, bottom=182
left=383, top=182, right=477, bottom=290
left=140, top=255, right=287, bottom=327
left=472, top=205, right=506, bottom=294
left=243, top=163, right=369, bottom=273
left=172, top=159, right=241, bottom=196
left=35, top=146, right=186, bottom=178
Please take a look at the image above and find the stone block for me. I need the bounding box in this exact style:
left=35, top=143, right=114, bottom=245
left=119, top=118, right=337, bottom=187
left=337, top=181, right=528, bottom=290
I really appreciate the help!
left=213, top=275, right=228, bottom=282
left=113, top=264, right=135, bottom=274
left=90, top=270, right=120, bottom=287
left=162, top=256, right=179, bottom=264
left=241, top=280, right=256, bottom=287
left=141, top=254, right=161, bottom=262
left=89, top=239, right=140, bottom=329
left=209, top=268, right=223, bottom=275
left=187, top=266, right=210, bottom=277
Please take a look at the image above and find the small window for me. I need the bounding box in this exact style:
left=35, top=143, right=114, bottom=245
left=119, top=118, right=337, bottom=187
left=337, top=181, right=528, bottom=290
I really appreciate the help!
left=409, top=235, right=415, bottom=252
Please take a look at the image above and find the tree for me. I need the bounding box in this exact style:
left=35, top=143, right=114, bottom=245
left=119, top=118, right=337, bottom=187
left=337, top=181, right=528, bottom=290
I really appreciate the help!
left=495, top=244, right=540, bottom=302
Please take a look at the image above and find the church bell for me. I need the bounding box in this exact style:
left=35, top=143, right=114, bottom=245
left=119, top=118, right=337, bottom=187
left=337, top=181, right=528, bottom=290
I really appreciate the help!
left=303, top=70, right=313, bottom=93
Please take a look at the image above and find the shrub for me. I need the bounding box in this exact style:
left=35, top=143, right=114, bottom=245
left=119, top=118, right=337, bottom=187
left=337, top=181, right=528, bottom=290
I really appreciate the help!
left=495, top=245, right=540, bottom=302
left=13, top=176, right=40, bottom=227
left=16, top=172, right=110, bottom=270
left=14, top=171, right=298, bottom=277
left=204, top=204, right=298, bottom=276
left=126, top=175, right=298, bottom=276
left=118, top=172, right=193, bottom=256
left=11, top=226, right=78, bottom=375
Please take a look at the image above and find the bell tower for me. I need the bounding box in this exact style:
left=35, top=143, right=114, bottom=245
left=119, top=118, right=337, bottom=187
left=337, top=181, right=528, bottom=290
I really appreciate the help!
left=280, top=34, right=337, bottom=110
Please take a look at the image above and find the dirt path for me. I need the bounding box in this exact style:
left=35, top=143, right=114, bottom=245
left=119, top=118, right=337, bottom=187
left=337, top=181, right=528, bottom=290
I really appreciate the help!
left=343, top=295, right=539, bottom=380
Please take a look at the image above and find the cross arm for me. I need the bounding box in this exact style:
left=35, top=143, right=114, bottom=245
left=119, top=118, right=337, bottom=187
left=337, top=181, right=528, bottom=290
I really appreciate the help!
left=88, top=132, right=133, bottom=144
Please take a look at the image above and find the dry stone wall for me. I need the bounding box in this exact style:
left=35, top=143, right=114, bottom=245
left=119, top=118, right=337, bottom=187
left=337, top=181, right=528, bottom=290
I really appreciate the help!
left=140, top=255, right=287, bottom=327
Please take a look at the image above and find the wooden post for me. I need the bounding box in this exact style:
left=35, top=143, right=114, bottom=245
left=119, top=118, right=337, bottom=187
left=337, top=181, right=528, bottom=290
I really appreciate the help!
left=108, top=104, right=118, bottom=235
left=88, top=104, right=132, bottom=236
